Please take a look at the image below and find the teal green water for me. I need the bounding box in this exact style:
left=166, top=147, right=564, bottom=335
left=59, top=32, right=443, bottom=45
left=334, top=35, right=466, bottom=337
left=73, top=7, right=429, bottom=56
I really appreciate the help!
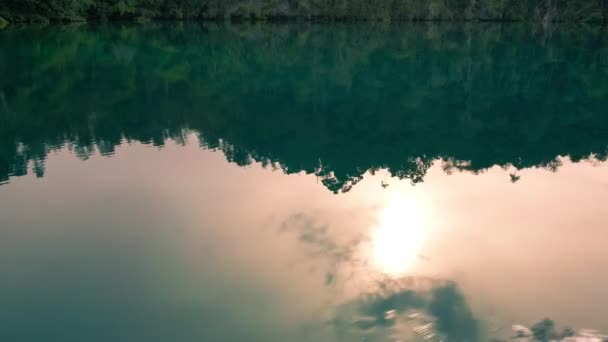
left=1, top=23, right=608, bottom=341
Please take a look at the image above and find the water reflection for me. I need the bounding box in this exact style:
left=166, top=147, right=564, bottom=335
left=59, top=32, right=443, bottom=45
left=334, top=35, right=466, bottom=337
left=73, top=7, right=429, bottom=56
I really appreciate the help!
left=280, top=206, right=478, bottom=341
left=1, top=135, right=608, bottom=341
left=332, top=278, right=478, bottom=341
left=2, top=23, right=608, bottom=341
left=371, top=194, right=429, bottom=276
left=1, top=23, right=608, bottom=190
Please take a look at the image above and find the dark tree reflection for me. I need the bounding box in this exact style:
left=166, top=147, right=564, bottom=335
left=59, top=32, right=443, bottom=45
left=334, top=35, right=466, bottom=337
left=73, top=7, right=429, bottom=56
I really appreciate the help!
left=1, top=23, right=608, bottom=191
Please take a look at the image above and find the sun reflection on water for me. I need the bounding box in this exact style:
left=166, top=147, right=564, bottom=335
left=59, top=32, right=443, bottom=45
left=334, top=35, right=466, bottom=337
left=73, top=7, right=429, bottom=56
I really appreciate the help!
left=371, top=193, right=428, bottom=276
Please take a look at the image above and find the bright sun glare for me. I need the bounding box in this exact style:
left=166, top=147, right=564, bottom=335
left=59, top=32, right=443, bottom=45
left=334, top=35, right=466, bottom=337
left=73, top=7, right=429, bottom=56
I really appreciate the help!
left=372, top=193, right=428, bottom=276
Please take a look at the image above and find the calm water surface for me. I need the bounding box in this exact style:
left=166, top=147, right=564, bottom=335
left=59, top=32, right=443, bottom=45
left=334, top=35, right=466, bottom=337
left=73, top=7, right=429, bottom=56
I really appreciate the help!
left=1, top=23, right=608, bottom=341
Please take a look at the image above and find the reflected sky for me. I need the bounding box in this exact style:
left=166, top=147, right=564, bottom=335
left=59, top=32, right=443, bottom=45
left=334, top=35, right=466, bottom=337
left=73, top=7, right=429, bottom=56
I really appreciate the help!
left=371, top=193, right=429, bottom=276
left=1, top=134, right=608, bottom=341
left=2, top=23, right=608, bottom=341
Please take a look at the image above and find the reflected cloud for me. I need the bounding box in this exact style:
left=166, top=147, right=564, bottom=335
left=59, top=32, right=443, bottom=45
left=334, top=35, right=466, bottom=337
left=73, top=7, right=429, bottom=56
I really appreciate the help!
left=279, top=212, right=365, bottom=288
left=279, top=210, right=608, bottom=341
left=510, top=319, right=608, bottom=341
left=332, top=278, right=479, bottom=342
left=279, top=211, right=479, bottom=341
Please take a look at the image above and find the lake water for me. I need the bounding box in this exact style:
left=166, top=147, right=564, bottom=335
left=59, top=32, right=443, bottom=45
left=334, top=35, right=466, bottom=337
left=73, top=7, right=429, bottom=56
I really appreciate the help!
left=1, top=23, right=608, bottom=341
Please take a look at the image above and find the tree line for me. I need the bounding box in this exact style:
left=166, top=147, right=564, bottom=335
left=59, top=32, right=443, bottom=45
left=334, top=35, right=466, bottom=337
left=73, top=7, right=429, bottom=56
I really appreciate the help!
left=2, top=24, right=608, bottom=190
left=1, top=0, right=608, bottom=23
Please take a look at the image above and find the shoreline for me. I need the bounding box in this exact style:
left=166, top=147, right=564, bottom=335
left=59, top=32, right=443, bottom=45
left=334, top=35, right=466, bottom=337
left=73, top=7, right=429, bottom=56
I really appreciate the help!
left=1, top=15, right=607, bottom=27
left=2, top=0, right=607, bottom=27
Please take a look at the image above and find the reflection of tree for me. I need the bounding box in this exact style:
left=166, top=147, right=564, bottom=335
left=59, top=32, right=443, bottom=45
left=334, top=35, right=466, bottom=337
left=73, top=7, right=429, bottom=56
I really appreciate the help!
left=510, top=318, right=605, bottom=341
left=1, top=24, right=608, bottom=191
left=429, top=283, right=478, bottom=341
left=333, top=280, right=479, bottom=341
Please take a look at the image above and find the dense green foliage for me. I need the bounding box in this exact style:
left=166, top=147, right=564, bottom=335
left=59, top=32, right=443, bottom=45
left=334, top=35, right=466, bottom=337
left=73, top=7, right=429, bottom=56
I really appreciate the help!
left=1, top=0, right=608, bottom=23
left=1, top=24, right=608, bottom=191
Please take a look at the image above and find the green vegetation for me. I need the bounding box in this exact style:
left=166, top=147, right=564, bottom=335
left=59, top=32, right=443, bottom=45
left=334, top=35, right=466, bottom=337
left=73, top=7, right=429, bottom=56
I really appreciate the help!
left=1, top=0, right=608, bottom=23
left=2, top=24, right=608, bottom=191
left=0, top=16, right=9, bottom=28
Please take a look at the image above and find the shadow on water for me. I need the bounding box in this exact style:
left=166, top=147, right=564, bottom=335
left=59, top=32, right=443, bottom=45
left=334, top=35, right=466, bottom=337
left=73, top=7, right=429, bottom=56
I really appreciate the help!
left=1, top=23, right=608, bottom=193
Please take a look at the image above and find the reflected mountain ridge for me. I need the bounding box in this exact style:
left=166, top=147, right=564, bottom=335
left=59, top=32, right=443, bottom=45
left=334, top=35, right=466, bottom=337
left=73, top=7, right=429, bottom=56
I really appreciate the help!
left=2, top=23, right=608, bottom=191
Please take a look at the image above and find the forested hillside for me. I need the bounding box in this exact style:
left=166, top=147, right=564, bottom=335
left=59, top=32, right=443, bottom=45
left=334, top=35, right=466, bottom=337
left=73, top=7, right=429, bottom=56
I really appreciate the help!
left=1, top=0, right=607, bottom=23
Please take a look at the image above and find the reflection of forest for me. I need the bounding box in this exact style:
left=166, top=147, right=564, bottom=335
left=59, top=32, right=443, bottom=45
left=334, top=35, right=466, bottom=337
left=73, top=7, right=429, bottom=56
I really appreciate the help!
left=1, top=24, right=608, bottom=191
